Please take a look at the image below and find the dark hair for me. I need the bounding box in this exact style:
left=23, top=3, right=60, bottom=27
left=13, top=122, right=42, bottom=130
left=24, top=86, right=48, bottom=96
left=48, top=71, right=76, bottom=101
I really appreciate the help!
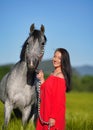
left=55, top=48, right=72, bottom=92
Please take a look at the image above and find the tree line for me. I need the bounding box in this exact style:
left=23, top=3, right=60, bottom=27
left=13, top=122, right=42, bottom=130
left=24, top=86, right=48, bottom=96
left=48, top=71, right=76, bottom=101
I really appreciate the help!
left=0, top=65, right=93, bottom=92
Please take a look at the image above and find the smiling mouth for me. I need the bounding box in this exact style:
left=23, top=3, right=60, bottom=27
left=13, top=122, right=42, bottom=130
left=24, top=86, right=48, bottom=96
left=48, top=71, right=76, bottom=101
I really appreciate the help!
left=53, top=61, right=60, bottom=66
left=53, top=61, right=58, bottom=64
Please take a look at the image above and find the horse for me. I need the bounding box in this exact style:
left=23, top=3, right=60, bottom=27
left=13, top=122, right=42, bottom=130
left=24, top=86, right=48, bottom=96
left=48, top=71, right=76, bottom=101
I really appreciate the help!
left=0, top=24, right=47, bottom=128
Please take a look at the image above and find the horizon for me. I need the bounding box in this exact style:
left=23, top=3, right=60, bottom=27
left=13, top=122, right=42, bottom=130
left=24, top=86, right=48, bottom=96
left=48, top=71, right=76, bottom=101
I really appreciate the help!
left=0, top=59, right=93, bottom=67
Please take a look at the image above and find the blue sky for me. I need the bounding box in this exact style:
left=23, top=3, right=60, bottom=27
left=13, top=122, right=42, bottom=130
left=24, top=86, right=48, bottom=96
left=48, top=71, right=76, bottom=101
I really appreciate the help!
left=0, top=0, right=93, bottom=66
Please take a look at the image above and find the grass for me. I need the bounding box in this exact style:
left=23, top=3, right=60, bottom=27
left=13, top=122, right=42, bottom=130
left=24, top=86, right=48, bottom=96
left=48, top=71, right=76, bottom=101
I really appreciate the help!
left=0, top=92, right=93, bottom=130
left=66, top=92, right=93, bottom=130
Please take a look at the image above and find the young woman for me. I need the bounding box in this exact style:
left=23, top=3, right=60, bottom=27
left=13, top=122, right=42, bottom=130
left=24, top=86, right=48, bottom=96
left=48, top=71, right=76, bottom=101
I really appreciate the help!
left=36, top=48, right=72, bottom=130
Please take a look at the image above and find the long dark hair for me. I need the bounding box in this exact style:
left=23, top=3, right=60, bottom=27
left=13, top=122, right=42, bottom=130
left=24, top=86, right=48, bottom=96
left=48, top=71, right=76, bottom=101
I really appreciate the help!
left=55, top=48, right=72, bottom=92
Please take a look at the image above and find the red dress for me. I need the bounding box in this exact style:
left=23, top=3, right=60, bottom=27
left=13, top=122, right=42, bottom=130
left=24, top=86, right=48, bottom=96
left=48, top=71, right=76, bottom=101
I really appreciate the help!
left=36, top=75, right=66, bottom=130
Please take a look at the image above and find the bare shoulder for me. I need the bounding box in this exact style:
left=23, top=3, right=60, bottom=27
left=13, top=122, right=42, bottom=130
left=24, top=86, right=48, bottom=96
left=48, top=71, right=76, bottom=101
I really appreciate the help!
left=57, top=73, right=64, bottom=79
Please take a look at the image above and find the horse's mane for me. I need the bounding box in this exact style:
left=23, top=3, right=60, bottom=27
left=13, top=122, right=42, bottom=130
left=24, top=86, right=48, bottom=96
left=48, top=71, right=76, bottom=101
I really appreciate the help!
left=20, top=38, right=29, bottom=62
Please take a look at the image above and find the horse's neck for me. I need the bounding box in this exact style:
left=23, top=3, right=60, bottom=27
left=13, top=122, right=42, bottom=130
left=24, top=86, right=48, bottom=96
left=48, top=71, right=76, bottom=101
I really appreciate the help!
left=13, top=61, right=36, bottom=86
left=17, top=61, right=27, bottom=75
left=10, top=61, right=27, bottom=82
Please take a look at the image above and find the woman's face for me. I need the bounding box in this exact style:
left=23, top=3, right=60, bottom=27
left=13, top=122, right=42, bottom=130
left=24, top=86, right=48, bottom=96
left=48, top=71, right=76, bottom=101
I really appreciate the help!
left=52, top=51, right=62, bottom=68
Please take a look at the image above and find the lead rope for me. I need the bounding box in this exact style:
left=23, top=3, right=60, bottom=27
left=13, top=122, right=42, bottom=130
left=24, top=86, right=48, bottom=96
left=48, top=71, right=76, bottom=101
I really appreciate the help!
left=38, top=80, right=50, bottom=130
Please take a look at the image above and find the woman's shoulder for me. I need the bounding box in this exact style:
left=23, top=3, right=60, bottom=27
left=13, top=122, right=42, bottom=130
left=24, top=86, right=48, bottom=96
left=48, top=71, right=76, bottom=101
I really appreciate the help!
left=56, top=72, right=64, bottom=79
left=50, top=74, right=65, bottom=81
left=50, top=71, right=65, bottom=79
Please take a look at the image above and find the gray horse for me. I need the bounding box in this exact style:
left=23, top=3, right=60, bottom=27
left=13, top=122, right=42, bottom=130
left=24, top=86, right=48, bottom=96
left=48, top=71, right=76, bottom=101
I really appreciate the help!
left=0, top=24, right=47, bottom=128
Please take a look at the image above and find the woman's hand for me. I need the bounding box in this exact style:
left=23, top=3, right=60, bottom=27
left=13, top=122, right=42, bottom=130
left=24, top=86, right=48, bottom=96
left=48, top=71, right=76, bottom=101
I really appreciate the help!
left=49, top=118, right=56, bottom=127
left=36, top=70, right=45, bottom=84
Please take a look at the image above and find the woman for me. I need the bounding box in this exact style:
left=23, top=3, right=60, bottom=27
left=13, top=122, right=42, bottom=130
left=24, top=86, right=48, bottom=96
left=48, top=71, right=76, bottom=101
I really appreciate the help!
left=36, top=48, right=72, bottom=130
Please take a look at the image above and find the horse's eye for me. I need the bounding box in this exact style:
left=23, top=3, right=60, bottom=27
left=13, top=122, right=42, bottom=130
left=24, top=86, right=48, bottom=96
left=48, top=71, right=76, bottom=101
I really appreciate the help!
left=42, top=42, right=45, bottom=46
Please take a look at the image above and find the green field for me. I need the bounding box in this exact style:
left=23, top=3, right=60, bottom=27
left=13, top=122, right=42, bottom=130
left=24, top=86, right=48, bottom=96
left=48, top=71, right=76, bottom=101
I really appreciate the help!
left=0, top=92, right=93, bottom=130
left=66, top=92, right=93, bottom=130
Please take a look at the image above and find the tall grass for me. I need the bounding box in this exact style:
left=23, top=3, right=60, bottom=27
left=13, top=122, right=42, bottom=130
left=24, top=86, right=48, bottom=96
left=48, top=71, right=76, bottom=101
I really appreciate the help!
left=66, top=92, right=93, bottom=130
left=0, top=92, right=93, bottom=130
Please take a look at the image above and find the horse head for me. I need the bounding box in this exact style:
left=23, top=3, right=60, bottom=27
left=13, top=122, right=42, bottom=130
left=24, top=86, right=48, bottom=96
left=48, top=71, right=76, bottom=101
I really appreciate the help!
left=20, top=24, right=47, bottom=70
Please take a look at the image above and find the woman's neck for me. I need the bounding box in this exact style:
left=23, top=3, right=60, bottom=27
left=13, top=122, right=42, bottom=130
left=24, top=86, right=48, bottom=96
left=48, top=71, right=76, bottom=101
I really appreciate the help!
left=53, top=67, right=62, bottom=76
left=54, top=67, right=61, bottom=73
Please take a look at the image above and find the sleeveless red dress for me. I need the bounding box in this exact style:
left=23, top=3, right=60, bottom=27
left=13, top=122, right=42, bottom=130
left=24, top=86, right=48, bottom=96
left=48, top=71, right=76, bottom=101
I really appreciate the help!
left=36, top=75, right=66, bottom=130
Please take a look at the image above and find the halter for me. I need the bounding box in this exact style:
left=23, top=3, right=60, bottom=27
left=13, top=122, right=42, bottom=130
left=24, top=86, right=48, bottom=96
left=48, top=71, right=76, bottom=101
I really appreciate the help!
left=37, top=80, right=50, bottom=130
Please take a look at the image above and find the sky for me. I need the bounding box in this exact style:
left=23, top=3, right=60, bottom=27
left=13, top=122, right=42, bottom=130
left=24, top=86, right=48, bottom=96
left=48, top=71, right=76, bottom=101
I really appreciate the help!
left=0, top=0, right=93, bottom=67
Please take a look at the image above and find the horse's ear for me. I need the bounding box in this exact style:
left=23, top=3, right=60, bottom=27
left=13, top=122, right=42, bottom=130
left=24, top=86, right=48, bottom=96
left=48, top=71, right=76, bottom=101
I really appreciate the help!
left=40, top=24, right=45, bottom=34
left=30, top=24, right=35, bottom=33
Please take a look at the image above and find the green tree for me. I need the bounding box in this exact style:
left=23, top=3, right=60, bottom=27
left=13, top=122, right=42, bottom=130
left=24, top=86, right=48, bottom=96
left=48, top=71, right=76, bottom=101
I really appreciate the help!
left=81, top=76, right=93, bottom=92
